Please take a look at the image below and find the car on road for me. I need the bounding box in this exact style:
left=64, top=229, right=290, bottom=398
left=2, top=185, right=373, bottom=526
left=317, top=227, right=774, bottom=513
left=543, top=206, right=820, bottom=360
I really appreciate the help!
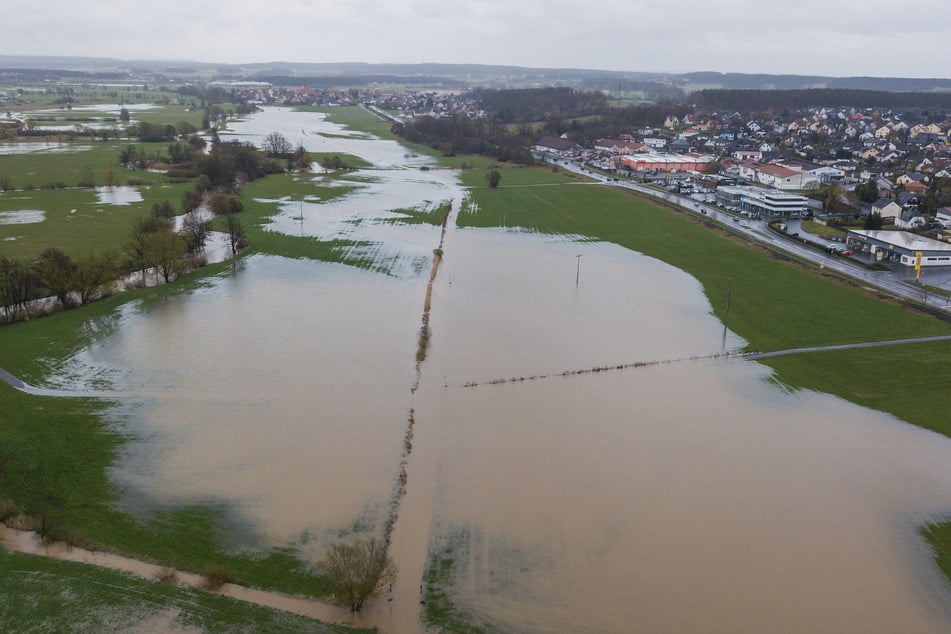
left=841, top=250, right=853, bottom=256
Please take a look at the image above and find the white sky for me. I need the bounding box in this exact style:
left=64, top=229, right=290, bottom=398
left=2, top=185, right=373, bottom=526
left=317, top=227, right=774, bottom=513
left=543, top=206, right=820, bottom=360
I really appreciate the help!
left=4, top=0, right=951, bottom=78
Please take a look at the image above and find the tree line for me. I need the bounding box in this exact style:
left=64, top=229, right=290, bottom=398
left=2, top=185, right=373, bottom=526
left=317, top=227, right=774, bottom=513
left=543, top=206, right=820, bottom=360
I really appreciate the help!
left=391, top=116, right=535, bottom=165
left=693, top=88, right=951, bottom=112
left=472, top=86, right=609, bottom=123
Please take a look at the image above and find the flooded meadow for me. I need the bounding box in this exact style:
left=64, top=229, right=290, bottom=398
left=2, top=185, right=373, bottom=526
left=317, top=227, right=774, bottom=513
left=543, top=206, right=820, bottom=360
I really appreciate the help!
left=43, top=107, right=951, bottom=632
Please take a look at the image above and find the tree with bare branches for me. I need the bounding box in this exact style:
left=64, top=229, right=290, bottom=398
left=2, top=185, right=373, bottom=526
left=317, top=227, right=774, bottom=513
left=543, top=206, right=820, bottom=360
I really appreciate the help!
left=320, top=538, right=396, bottom=612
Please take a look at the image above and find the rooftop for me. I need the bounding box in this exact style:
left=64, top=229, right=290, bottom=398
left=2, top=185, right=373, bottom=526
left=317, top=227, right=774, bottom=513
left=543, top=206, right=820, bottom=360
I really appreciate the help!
left=849, top=230, right=951, bottom=252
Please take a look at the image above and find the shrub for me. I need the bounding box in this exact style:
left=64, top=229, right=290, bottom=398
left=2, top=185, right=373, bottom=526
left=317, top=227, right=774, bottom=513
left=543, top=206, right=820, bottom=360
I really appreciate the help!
left=201, top=565, right=234, bottom=591
left=155, top=567, right=178, bottom=584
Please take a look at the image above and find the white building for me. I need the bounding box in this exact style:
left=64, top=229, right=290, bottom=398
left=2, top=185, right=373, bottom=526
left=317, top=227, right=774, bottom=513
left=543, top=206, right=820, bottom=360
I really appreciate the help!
left=716, top=186, right=810, bottom=217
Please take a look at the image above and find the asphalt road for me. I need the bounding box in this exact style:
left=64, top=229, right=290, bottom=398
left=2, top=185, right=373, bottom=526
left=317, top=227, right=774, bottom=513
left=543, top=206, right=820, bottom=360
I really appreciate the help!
left=560, top=162, right=951, bottom=315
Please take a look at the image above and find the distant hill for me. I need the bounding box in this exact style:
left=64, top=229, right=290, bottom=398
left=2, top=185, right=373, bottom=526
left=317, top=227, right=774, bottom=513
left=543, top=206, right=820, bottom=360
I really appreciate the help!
left=1, top=55, right=950, bottom=94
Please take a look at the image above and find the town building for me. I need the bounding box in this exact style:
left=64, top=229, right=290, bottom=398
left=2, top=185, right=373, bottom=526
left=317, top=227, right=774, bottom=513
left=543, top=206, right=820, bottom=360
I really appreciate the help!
left=617, top=152, right=712, bottom=173
left=847, top=230, right=951, bottom=267
left=715, top=186, right=811, bottom=217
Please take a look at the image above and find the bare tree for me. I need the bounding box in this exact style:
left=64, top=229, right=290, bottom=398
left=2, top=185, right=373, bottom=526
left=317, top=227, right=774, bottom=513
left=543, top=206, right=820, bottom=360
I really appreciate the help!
left=262, top=131, right=293, bottom=158
left=73, top=252, right=118, bottom=304
left=145, top=231, right=187, bottom=284
left=320, top=538, right=397, bottom=612
left=225, top=213, right=247, bottom=256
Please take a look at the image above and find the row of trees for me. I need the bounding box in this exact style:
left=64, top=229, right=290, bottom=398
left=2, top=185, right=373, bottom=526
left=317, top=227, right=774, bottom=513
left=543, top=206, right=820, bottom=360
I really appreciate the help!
left=0, top=196, right=249, bottom=323
left=391, top=117, right=535, bottom=165
left=0, top=250, right=118, bottom=322
left=472, top=86, right=609, bottom=124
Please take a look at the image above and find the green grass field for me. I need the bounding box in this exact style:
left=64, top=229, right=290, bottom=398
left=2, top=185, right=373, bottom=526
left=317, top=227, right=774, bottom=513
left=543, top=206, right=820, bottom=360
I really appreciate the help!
left=0, top=181, right=191, bottom=260
left=0, top=141, right=170, bottom=190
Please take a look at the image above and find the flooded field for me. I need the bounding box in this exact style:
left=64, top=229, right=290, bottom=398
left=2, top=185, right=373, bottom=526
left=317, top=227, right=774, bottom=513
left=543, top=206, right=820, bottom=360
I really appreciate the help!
left=43, top=107, right=951, bottom=632
left=95, top=185, right=142, bottom=206
left=378, top=231, right=951, bottom=633
left=0, top=142, right=93, bottom=155
left=0, top=210, right=45, bottom=225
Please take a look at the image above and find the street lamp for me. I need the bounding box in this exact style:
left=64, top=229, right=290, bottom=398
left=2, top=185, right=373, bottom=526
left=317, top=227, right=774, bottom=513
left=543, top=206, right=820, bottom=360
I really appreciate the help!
left=576, top=254, right=582, bottom=286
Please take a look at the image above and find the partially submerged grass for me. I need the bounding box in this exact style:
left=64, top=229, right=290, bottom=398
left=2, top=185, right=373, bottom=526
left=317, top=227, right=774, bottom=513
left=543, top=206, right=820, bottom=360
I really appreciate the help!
left=0, top=181, right=192, bottom=260
left=0, top=549, right=370, bottom=633
left=423, top=529, right=500, bottom=634
left=309, top=152, right=374, bottom=170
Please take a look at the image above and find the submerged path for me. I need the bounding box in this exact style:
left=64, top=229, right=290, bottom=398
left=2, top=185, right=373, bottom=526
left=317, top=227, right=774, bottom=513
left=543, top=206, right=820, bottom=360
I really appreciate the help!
left=457, top=334, right=951, bottom=389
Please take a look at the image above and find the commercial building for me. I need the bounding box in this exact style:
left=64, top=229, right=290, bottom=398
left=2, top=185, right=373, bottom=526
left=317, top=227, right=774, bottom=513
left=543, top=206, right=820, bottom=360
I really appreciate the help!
left=715, top=186, right=810, bottom=217
left=846, top=230, right=951, bottom=267
left=617, top=152, right=712, bottom=173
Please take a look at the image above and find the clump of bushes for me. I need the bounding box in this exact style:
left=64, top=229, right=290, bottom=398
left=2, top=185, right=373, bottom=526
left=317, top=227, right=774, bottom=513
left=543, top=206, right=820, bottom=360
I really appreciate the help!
left=201, top=565, right=234, bottom=591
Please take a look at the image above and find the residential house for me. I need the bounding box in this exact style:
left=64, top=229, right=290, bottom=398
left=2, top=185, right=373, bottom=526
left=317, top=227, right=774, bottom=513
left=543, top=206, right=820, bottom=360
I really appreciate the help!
left=897, top=191, right=921, bottom=208
left=535, top=136, right=580, bottom=158
left=871, top=198, right=902, bottom=222
left=896, top=208, right=926, bottom=229
left=936, top=207, right=951, bottom=227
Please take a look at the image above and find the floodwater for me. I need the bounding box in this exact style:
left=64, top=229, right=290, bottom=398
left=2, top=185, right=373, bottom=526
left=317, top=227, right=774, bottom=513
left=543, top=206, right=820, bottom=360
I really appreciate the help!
left=94, top=186, right=142, bottom=206
left=222, top=105, right=431, bottom=168
left=60, top=257, right=424, bottom=557
left=0, top=210, right=44, bottom=225
left=0, top=142, right=93, bottom=155
left=42, top=107, right=951, bottom=633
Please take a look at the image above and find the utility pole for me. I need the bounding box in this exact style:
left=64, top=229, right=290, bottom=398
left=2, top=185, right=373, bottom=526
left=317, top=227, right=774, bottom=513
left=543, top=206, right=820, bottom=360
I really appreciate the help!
left=725, top=276, right=734, bottom=315
left=576, top=254, right=582, bottom=286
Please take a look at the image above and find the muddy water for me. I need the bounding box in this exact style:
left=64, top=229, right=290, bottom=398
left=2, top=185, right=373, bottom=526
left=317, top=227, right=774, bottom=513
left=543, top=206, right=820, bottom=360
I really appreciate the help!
left=39, top=106, right=951, bottom=633
left=382, top=229, right=951, bottom=633
left=64, top=256, right=425, bottom=556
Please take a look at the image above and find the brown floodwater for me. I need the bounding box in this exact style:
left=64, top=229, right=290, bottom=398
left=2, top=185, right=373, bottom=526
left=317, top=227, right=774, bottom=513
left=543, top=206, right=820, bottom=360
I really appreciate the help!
left=43, top=107, right=951, bottom=632
left=367, top=229, right=951, bottom=633
left=65, top=257, right=425, bottom=556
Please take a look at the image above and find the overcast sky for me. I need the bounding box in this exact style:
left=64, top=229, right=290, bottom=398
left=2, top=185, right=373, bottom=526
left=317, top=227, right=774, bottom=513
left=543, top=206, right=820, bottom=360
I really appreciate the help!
left=4, top=0, right=951, bottom=78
